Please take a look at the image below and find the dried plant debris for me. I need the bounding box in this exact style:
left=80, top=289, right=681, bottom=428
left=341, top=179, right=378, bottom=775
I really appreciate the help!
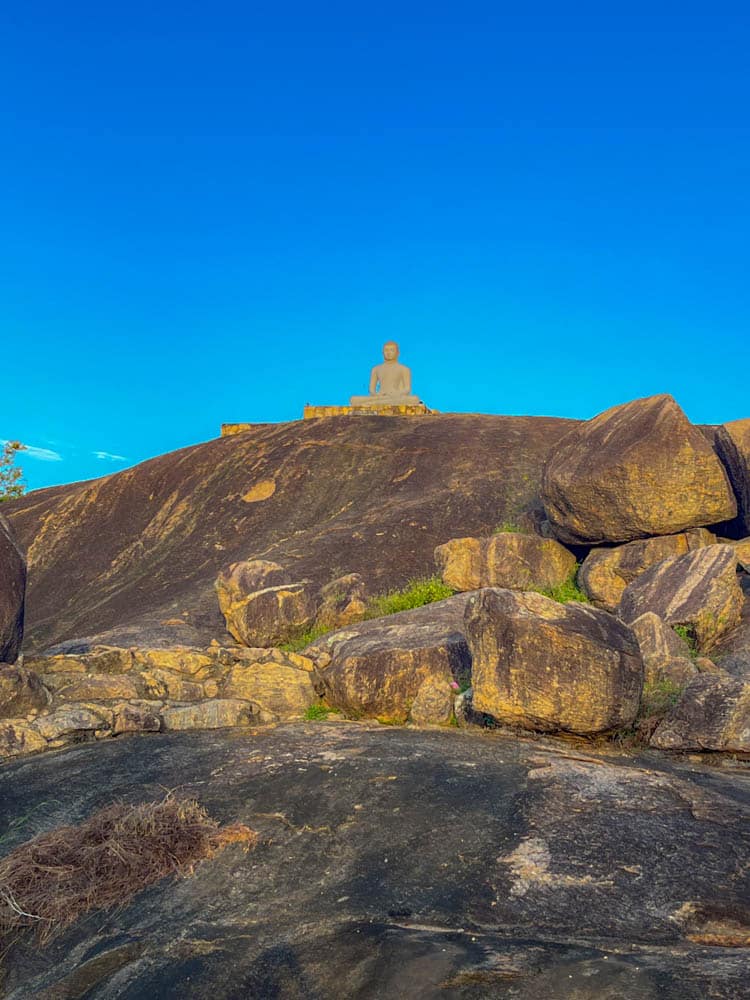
left=0, top=796, right=256, bottom=945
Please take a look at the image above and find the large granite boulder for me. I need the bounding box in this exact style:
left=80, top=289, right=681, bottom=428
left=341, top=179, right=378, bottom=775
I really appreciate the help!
left=541, top=395, right=737, bottom=544
left=306, top=595, right=472, bottom=724
left=579, top=529, right=715, bottom=609
left=0, top=665, right=48, bottom=718
left=629, top=613, right=698, bottom=688
left=650, top=675, right=750, bottom=752
left=216, top=560, right=317, bottom=647
left=464, top=588, right=643, bottom=735
left=0, top=514, right=25, bottom=663
left=714, top=418, right=750, bottom=537
left=618, top=544, right=744, bottom=652
left=434, top=532, right=575, bottom=592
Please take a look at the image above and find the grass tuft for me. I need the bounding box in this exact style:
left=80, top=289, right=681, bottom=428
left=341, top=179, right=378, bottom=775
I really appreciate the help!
left=365, top=575, right=454, bottom=618
left=533, top=565, right=589, bottom=604
left=492, top=521, right=521, bottom=534
left=304, top=703, right=334, bottom=721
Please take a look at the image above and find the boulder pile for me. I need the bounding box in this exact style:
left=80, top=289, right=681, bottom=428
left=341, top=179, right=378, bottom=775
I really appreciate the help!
left=3, top=393, right=749, bottom=760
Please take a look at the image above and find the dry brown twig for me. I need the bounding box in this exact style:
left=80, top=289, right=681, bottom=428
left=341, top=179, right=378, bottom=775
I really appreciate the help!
left=0, top=794, right=256, bottom=946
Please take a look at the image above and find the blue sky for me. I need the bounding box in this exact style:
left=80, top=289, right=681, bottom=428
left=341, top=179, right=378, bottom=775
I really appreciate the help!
left=3, top=2, right=749, bottom=491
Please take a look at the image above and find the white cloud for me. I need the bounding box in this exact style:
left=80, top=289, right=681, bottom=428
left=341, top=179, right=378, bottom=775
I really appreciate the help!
left=93, top=450, right=128, bottom=462
left=1, top=440, right=63, bottom=462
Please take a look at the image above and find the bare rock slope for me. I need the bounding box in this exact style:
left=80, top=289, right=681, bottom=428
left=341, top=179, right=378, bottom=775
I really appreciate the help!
left=4, top=415, right=575, bottom=652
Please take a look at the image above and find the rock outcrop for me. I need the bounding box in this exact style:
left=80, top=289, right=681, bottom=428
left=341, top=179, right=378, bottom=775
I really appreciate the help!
left=618, top=544, right=744, bottom=652
left=578, top=528, right=715, bottom=609
left=464, top=588, right=643, bottom=735
left=434, top=532, right=575, bottom=593
left=2, top=725, right=746, bottom=999
left=541, top=395, right=737, bottom=544
left=3, top=414, right=575, bottom=651
left=650, top=675, right=750, bottom=752
left=306, top=595, right=472, bottom=724
left=714, top=418, right=750, bottom=536
left=0, top=514, right=25, bottom=664
left=0, top=643, right=321, bottom=759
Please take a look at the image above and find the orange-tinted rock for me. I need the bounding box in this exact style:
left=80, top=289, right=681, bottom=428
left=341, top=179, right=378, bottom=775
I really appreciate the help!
left=618, top=545, right=743, bottom=652
left=435, top=533, right=575, bottom=593
left=464, top=588, right=642, bottom=735
left=541, top=395, right=737, bottom=544
left=579, top=529, right=715, bottom=609
left=308, top=595, right=472, bottom=724
left=0, top=665, right=48, bottom=718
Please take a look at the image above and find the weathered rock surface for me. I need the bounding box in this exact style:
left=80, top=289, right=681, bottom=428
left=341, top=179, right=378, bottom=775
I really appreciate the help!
left=408, top=674, right=455, bottom=726
left=0, top=513, right=25, bottom=663
left=714, top=418, right=750, bottom=536
left=579, top=528, right=715, bottom=609
left=307, top=595, right=473, bottom=723
left=25, top=645, right=135, bottom=675
left=216, top=558, right=317, bottom=646
left=0, top=719, right=47, bottom=758
left=31, top=704, right=112, bottom=744
left=0, top=725, right=747, bottom=998
left=465, top=588, right=643, bottom=735
left=160, top=699, right=256, bottom=731
left=315, top=572, right=368, bottom=630
left=0, top=664, right=48, bottom=718
left=222, top=660, right=316, bottom=719
left=731, top=536, right=750, bottom=570
left=40, top=671, right=141, bottom=703
left=435, top=532, right=575, bottom=592
left=3, top=415, right=576, bottom=651
left=618, top=544, right=744, bottom=652
left=629, top=612, right=698, bottom=688
left=713, top=573, right=750, bottom=679
left=541, top=395, right=737, bottom=544
left=651, top=675, right=750, bottom=752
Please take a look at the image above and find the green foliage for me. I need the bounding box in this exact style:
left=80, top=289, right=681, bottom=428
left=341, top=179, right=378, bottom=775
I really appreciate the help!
left=304, top=703, right=333, bottom=721
left=639, top=677, right=684, bottom=719
left=0, top=441, right=26, bottom=501
left=365, top=575, right=454, bottom=618
left=673, top=625, right=698, bottom=657
left=279, top=622, right=332, bottom=652
left=493, top=521, right=521, bottom=534
left=533, top=565, right=589, bottom=604
left=281, top=575, right=454, bottom=652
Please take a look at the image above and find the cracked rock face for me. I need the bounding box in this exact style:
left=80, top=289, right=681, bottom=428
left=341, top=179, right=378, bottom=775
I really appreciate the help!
left=0, top=724, right=747, bottom=999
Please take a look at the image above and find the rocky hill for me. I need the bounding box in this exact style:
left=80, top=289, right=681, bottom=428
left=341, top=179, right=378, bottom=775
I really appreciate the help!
left=5, top=414, right=574, bottom=652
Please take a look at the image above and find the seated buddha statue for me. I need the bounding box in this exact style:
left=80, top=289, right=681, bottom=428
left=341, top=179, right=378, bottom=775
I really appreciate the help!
left=350, top=341, right=422, bottom=406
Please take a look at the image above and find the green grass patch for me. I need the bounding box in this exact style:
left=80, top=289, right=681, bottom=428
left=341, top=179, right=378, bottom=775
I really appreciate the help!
left=492, top=520, right=521, bottom=534
left=364, top=575, right=454, bottom=618
left=279, top=622, right=333, bottom=652
left=532, top=565, right=589, bottom=604
left=304, top=703, right=334, bottom=721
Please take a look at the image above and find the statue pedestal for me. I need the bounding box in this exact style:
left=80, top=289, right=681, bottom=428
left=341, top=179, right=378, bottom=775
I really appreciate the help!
left=303, top=403, right=432, bottom=420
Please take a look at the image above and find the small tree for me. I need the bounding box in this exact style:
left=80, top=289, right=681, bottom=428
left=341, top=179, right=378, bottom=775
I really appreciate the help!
left=0, top=441, right=26, bottom=500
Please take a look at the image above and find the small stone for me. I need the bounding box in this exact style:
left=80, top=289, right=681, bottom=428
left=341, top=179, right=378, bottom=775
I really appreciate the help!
left=435, top=533, right=576, bottom=593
